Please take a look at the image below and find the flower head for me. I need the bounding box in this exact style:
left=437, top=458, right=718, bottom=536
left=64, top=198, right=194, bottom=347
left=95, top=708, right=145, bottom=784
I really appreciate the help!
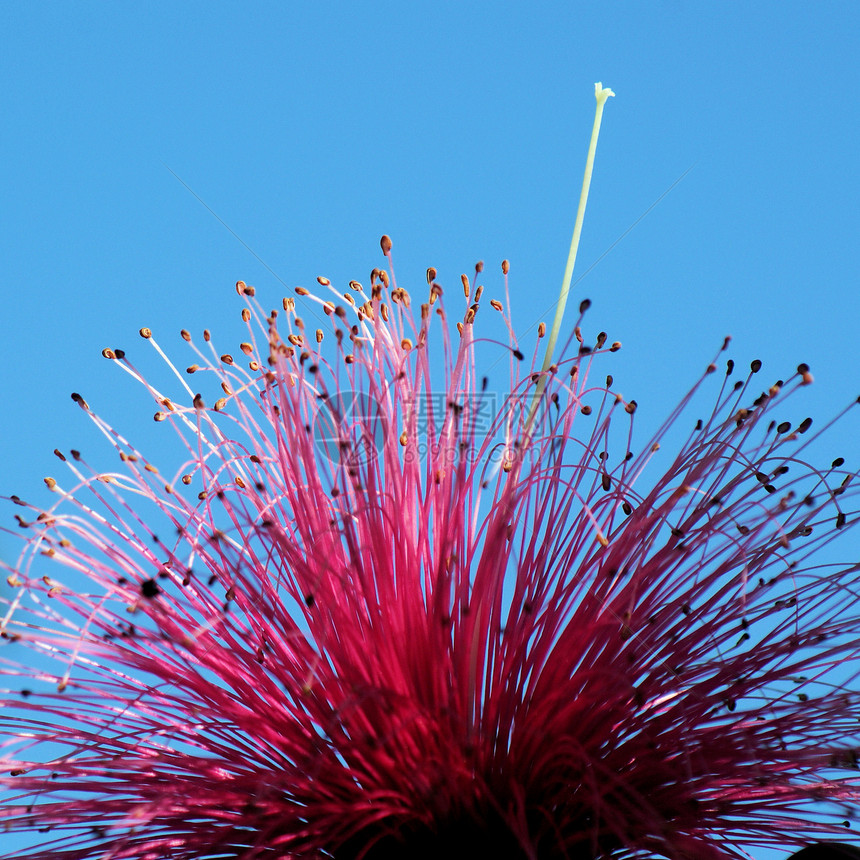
left=2, top=236, right=860, bottom=860
left=4, top=87, right=860, bottom=860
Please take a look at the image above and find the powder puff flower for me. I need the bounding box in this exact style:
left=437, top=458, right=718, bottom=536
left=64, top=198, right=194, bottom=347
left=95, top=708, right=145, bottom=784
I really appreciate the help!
left=2, top=85, right=859, bottom=860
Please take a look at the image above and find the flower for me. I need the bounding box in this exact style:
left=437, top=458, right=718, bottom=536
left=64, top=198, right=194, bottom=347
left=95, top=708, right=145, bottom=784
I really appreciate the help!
left=2, top=235, right=860, bottom=860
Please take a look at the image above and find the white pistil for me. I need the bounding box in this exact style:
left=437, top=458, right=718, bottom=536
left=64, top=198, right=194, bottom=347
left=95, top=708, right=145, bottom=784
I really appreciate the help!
left=526, top=82, right=614, bottom=431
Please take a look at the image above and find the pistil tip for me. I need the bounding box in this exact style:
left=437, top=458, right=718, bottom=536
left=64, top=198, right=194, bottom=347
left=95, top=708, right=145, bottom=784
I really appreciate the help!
left=595, top=82, right=615, bottom=103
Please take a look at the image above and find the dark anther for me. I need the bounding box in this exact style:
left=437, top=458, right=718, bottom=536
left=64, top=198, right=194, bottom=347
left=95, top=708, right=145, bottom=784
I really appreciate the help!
left=140, top=578, right=161, bottom=599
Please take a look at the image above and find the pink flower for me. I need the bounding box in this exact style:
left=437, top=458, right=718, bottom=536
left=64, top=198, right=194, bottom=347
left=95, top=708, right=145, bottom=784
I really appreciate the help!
left=1, top=237, right=860, bottom=860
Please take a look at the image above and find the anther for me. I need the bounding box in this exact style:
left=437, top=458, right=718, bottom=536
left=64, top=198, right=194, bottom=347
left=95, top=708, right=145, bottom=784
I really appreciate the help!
left=140, top=579, right=161, bottom=598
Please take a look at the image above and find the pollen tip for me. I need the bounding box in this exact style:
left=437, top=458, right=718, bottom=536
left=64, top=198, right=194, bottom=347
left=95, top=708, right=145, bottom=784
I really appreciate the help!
left=380, top=234, right=392, bottom=255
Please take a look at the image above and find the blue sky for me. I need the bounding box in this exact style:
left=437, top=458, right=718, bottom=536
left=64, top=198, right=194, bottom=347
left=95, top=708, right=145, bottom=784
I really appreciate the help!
left=1, top=2, right=859, bottom=857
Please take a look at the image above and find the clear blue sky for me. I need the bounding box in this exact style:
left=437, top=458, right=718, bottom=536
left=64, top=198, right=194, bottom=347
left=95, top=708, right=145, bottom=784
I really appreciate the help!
left=1, top=2, right=859, bottom=857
